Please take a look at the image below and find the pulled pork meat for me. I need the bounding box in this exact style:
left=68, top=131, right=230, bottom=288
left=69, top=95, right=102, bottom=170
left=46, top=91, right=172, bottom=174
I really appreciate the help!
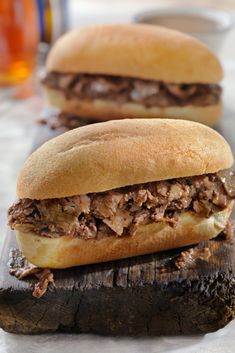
left=42, top=72, right=221, bottom=108
left=8, top=172, right=234, bottom=240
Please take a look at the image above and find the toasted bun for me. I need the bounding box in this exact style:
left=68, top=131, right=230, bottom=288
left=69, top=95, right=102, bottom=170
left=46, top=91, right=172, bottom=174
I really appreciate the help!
left=44, top=86, right=222, bottom=126
left=46, top=24, right=223, bottom=84
left=17, top=119, right=233, bottom=199
left=15, top=205, right=233, bottom=268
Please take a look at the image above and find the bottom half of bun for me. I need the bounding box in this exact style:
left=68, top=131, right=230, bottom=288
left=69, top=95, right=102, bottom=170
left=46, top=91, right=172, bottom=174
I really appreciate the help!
left=15, top=204, right=232, bottom=269
left=44, top=87, right=222, bottom=127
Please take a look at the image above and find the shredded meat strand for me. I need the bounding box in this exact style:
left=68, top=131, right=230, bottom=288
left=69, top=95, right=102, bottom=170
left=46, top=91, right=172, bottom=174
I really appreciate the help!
left=42, top=72, right=221, bottom=108
left=8, top=248, right=55, bottom=298
left=9, top=266, right=41, bottom=279
left=221, top=220, right=234, bottom=241
left=175, top=248, right=211, bottom=270
left=38, top=111, right=95, bottom=130
left=32, top=269, right=55, bottom=298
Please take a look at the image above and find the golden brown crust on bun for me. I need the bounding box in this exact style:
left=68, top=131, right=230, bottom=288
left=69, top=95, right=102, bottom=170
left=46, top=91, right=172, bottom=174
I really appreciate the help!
left=15, top=205, right=233, bottom=269
left=17, top=119, right=233, bottom=199
left=45, top=24, right=223, bottom=84
left=44, top=86, right=222, bottom=126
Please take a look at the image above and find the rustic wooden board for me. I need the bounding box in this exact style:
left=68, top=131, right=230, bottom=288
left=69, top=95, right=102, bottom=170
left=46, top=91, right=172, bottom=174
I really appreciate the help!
left=0, top=231, right=235, bottom=335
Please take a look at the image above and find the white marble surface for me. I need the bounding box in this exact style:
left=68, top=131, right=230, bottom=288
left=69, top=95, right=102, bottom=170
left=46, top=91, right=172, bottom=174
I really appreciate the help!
left=0, top=320, right=235, bottom=353
left=0, top=93, right=43, bottom=248
left=1, top=2, right=235, bottom=352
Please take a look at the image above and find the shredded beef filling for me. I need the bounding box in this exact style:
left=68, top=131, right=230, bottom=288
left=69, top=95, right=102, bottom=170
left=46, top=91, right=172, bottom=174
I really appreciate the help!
left=8, top=171, right=234, bottom=240
left=8, top=248, right=55, bottom=298
left=174, top=248, right=211, bottom=270
left=42, top=72, right=221, bottom=108
left=38, top=111, right=95, bottom=130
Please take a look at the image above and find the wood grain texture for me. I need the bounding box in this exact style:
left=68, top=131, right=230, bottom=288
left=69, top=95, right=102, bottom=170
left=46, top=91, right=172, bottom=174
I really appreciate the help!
left=0, top=231, right=235, bottom=335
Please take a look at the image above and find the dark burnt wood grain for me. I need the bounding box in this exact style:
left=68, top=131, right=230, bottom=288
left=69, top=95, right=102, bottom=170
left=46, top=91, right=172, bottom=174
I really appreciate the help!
left=0, top=231, right=235, bottom=335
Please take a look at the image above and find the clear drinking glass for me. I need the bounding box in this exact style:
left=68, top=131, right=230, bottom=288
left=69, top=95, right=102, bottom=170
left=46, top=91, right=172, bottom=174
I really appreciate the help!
left=0, top=0, right=39, bottom=86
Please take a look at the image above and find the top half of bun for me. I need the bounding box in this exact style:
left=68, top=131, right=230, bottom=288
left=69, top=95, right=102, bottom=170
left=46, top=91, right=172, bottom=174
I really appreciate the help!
left=45, top=24, right=223, bottom=84
left=17, top=119, right=233, bottom=199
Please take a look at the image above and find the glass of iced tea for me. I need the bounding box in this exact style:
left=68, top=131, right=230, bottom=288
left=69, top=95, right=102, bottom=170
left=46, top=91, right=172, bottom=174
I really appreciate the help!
left=0, top=0, right=39, bottom=86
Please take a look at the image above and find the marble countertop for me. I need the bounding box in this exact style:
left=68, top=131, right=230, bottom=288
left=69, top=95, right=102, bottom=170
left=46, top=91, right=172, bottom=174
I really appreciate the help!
left=0, top=91, right=43, bottom=247
left=1, top=321, right=235, bottom=353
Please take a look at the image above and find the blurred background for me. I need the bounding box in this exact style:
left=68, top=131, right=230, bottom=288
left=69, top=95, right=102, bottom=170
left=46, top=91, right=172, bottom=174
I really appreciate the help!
left=0, top=0, right=235, bottom=245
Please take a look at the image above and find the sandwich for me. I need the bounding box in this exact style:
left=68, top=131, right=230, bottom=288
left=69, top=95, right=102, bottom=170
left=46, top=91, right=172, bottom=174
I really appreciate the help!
left=8, top=119, right=234, bottom=269
left=42, top=24, right=223, bottom=128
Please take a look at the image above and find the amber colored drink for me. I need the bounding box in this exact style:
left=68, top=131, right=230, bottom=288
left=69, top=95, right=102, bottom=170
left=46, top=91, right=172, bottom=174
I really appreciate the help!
left=0, top=0, right=39, bottom=85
